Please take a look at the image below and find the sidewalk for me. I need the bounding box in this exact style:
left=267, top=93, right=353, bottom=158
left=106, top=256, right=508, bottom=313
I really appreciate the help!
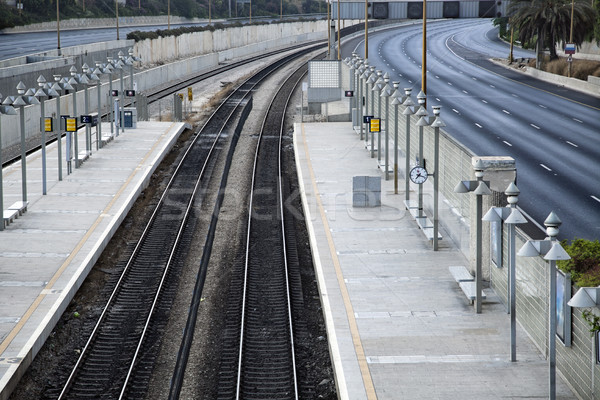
left=293, top=121, right=576, bottom=399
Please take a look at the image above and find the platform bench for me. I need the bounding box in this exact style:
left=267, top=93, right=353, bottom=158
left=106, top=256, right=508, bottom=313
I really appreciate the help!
left=449, top=266, right=485, bottom=304
left=3, top=209, right=19, bottom=227
left=8, top=201, right=28, bottom=216
left=458, top=281, right=487, bottom=303
left=449, top=266, right=474, bottom=283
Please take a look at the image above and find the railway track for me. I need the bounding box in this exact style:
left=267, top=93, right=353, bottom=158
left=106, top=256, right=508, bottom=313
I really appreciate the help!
left=54, top=45, right=323, bottom=400
left=215, top=59, right=312, bottom=399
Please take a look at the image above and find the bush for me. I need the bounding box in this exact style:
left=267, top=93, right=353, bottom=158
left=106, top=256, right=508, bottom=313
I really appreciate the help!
left=530, top=57, right=600, bottom=80
left=558, top=239, right=600, bottom=287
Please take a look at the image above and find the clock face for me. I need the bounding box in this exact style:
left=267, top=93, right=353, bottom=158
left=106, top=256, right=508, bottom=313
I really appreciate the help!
left=410, top=166, right=428, bottom=184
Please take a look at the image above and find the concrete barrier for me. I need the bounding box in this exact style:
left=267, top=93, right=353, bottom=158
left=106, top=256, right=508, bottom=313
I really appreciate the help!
left=0, top=21, right=329, bottom=151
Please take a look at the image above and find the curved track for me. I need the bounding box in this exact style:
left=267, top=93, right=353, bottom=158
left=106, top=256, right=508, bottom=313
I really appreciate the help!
left=55, top=44, right=323, bottom=400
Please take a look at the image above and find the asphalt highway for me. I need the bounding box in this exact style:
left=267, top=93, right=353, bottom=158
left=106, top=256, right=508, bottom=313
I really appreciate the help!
left=343, top=19, right=600, bottom=241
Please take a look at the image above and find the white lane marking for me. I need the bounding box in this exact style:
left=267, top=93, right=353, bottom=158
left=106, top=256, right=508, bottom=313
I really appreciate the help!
left=472, top=77, right=477, bottom=80
left=566, top=141, right=578, bottom=147
left=482, top=99, right=488, bottom=104
left=462, top=90, right=468, bottom=94
left=435, top=75, right=440, bottom=79
left=452, top=108, right=460, bottom=114
left=502, top=110, right=510, bottom=114
left=540, top=164, right=552, bottom=171
left=572, top=118, right=583, bottom=123
left=475, top=123, right=483, bottom=128
left=490, top=84, right=495, bottom=88
left=435, top=98, right=441, bottom=102
left=592, top=196, right=600, bottom=204
left=448, top=82, right=453, bottom=86
left=530, top=124, right=541, bottom=129
left=512, top=93, right=519, bottom=97
left=539, top=104, right=547, bottom=108
left=503, top=141, right=513, bottom=146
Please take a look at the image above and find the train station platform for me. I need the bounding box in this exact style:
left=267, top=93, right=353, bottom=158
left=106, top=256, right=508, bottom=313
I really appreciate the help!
left=293, top=121, right=577, bottom=399
left=0, top=121, right=188, bottom=399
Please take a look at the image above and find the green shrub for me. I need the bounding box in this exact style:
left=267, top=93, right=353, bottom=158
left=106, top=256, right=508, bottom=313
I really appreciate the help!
left=558, top=238, right=600, bottom=287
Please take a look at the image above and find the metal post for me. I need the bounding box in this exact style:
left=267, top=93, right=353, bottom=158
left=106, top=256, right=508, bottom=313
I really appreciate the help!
left=16, top=82, right=28, bottom=203
left=52, top=77, right=63, bottom=181
left=415, top=91, right=428, bottom=219
left=382, top=75, right=390, bottom=180
left=40, top=96, right=47, bottom=194
left=119, top=65, right=124, bottom=133
left=475, top=182, right=483, bottom=313
left=431, top=106, right=445, bottom=251
left=403, top=88, right=414, bottom=203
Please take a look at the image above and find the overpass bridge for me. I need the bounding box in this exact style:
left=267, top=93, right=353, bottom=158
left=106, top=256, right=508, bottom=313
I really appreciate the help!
left=332, top=0, right=505, bottom=19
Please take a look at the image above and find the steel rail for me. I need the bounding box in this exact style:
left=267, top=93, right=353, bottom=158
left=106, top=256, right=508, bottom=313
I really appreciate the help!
left=236, top=60, right=310, bottom=400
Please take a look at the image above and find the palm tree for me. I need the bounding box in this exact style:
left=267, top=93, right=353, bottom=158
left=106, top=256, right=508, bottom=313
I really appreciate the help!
left=508, top=0, right=596, bottom=68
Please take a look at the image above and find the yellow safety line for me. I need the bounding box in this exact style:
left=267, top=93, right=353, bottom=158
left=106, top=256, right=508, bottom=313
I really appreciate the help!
left=301, top=124, right=378, bottom=399
left=0, top=123, right=177, bottom=355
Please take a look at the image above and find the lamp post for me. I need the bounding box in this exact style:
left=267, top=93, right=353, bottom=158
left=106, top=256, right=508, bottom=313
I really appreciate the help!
left=359, top=63, right=371, bottom=142
left=372, top=70, right=383, bottom=161
left=569, top=286, right=600, bottom=398
left=51, top=74, right=71, bottom=181
left=430, top=105, right=445, bottom=251
left=0, top=96, right=17, bottom=231
left=402, top=88, right=414, bottom=203
left=483, top=182, right=527, bottom=360
left=106, top=57, right=116, bottom=135
left=81, top=63, right=94, bottom=155
left=93, top=62, right=108, bottom=148
left=414, top=90, right=428, bottom=220
left=380, top=75, right=392, bottom=180
left=390, top=82, right=402, bottom=193
left=518, top=212, right=571, bottom=400
left=117, top=51, right=126, bottom=134
left=33, top=75, right=59, bottom=195
left=454, top=159, right=492, bottom=313
left=68, top=66, right=83, bottom=168
left=13, top=81, right=40, bottom=203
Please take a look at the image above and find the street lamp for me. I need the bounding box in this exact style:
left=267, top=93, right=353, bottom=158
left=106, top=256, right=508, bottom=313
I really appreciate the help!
left=390, top=82, right=402, bottom=194
left=380, top=74, right=393, bottom=180
left=454, top=159, right=492, bottom=313
left=105, top=57, right=116, bottom=135
left=33, top=75, right=59, bottom=195
left=13, top=81, right=40, bottom=204
left=518, top=211, right=571, bottom=400
left=359, top=63, right=372, bottom=142
left=483, top=182, right=527, bottom=360
left=371, top=70, right=383, bottom=160
left=80, top=63, right=95, bottom=155
left=568, top=287, right=600, bottom=397
left=117, top=51, right=127, bottom=134
left=402, top=88, right=415, bottom=203
left=414, top=90, right=429, bottom=221
left=431, top=105, right=446, bottom=251
left=93, top=62, right=110, bottom=149
left=0, top=95, right=17, bottom=231
left=51, top=74, right=73, bottom=181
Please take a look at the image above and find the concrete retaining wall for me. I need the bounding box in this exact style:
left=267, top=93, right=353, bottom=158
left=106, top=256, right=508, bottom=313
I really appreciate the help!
left=0, top=16, right=210, bottom=34
left=0, top=21, right=328, bottom=150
